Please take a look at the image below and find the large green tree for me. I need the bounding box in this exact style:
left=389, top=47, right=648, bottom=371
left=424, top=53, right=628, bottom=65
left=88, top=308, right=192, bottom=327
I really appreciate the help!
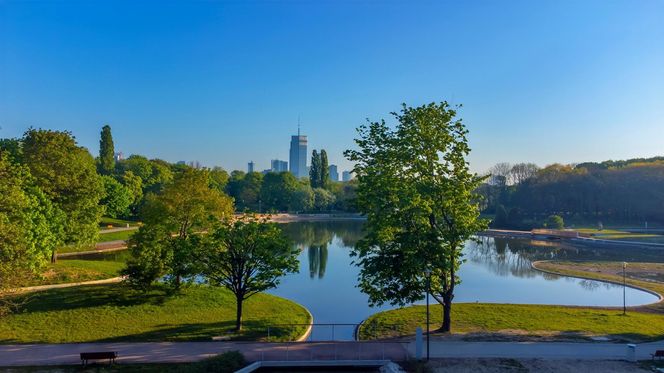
left=345, top=102, right=487, bottom=333
left=261, top=172, right=298, bottom=212
left=0, top=152, right=63, bottom=312
left=21, top=129, right=104, bottom=252
left=309, top=150, right=321, bottom=188
left=98, top=125, right=115, bottom=175
left=124, top=168, right=234, bottom=289
left=199, top=217, right=299, bottom=332
left=100, top=175, right=133, bottom=218
left=320, top=149, right=329, bottom=188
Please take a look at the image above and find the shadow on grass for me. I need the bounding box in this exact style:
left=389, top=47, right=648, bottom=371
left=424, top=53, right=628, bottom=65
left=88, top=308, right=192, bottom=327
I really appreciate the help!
left=14, top=284, right=169, bottom=314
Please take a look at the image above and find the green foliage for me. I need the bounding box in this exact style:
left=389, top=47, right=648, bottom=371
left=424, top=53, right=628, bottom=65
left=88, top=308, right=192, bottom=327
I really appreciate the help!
left=0, top=152, right=64, bottom=314
left=121, top=170, right=143, bottom=213
left=100, top=176, right=133, bottom=218
left=226, top=171, right=262, bottom=211
left=345, top=102, right=487, bottom=332
left=261, top=172, right=297, bottom=212
left=491, top=205, right=508, bottom=228
left=98, top=125, right=115, bottom=175
left=320, top=149, right=329, bottom=188
left=21, top=129, right=103, bottom=248
left=544, top=214, right=565, bottom=229
left=125, top=168, right=234, bottom=289
left=200, top=217, right=299, bottom=331
left=290, top=185, right=314, bottom=212
left=309, top=150, right=321, bottom=188
left=118, top=155, right=174, bottom=194
left=313, top=187, right=335, bottom=211
left=209, top=166, right=230, bottom=192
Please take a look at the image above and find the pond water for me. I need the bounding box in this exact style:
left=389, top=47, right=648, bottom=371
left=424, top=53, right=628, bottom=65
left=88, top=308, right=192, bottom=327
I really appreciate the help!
left=67, top=220, right=661, bottom=340
left=269, top=221, right=660, bottom=340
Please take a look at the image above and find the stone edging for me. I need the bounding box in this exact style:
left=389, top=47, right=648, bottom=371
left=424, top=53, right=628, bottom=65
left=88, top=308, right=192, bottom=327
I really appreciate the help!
left=295, top=306, right=314, bottom=342
left=531, top=260, right=663, bottom=305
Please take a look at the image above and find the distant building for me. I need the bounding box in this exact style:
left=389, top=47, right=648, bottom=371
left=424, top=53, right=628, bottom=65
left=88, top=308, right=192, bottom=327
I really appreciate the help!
left=329, top=165, right=339, bottom=182
left=248, top=161, right=255, bottom=173
left=188, top=161, right=202, bottom=169
left=114, top=152, right=124, bottom=161
left=271, top=159, right=288, bottom=173
left=342, top=170, right=354, bottom=182
left=289, top=131, right=308, bottom=178
left=176, top=161, right=186, bottom=165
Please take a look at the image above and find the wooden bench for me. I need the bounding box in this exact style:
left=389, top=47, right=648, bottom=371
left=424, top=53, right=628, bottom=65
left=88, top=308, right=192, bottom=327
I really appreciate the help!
left=652, top=350, right=664, bottom=360
left=80, top=351, right=118, bottom=366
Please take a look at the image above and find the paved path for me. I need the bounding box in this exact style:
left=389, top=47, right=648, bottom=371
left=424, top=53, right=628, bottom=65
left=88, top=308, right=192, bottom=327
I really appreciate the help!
left=13, top=277, right=124, bottom=294
left=0, top=342, right=408, bottom=366
left=100, top=226, right=139, bottom=233
left=409, top=340, right=664, bottom=360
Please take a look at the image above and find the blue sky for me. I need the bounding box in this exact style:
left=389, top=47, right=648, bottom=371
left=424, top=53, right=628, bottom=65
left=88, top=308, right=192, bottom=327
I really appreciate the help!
left=1, top=0, right=663, bottom=174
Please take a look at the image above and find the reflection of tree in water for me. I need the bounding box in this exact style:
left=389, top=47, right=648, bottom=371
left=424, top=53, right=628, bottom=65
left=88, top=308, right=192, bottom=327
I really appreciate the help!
left=308, top=244, right=328, bottom=279
left=466, top=237, right=538, bottom=278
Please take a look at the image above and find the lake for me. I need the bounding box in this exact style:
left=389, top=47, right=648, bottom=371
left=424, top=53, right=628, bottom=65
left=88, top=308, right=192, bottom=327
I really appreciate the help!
left=270, top=220, right=661, bottom=340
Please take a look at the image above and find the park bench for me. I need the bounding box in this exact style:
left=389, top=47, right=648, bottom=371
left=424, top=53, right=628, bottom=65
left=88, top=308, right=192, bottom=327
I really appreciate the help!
left=80, top=351, right=118, bottom=366
left=652, top=350, right=664, bottom=360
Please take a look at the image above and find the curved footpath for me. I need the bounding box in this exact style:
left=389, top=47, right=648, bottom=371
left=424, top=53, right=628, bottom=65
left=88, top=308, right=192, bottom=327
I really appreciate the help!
left=12, top=276, right=124, bottom=294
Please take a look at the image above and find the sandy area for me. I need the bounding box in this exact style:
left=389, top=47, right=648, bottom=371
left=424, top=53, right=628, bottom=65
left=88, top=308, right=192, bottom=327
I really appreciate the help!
left=427, top=358, right=648, bottom=373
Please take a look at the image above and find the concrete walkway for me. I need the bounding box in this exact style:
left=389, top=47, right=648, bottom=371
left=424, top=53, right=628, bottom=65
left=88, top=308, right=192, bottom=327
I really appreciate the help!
left=409, top=340, right=664, bottom=360
left=0, top=341, right=409, bottom=366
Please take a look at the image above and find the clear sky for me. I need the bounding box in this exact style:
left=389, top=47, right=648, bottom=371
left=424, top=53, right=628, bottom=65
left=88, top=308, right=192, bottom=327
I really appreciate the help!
left=1, top=0, right=663, bottom=174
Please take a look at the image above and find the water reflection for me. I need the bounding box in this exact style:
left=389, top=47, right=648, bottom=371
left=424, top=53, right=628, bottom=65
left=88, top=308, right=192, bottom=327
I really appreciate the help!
left=308, top=244, right=328, bottom=279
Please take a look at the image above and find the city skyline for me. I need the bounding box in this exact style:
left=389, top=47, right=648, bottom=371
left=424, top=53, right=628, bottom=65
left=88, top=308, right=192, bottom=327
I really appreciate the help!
left=1, top=1, right=662, bottom=173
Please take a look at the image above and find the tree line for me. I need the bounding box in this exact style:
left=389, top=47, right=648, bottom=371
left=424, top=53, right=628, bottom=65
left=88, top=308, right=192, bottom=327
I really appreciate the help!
left=478, top=158, right=664, bottom=229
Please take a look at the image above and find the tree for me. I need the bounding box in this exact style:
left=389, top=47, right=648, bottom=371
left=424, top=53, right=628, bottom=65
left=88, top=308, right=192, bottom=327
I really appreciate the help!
left=313, top=187, right=335, bottom=211
left=492, top=204, right=509, bottom=228
left=309, top=150, right=321, bottom=188
left=100, top=175, right=133, bottom=218
left=21, top=129, right=104, bottom=251
left=209, top=167, right=230, bottom=193
left=0, top=152, right=63, bottom=313
left=121, top=171, right=143, bottom=214
left=320, top=149, right=329, bottom=188
left=290, top=185, right=314, bottom=212
left=345, top=102, right=487, bottom=333
left=125, top=168, right=234, bottom=289
left=199, top=217, right=299, bottom=332
left=545, top=215, right=564, bottom=229
left=261, top=172, right=298, bottom=212
left=98, top=125, right=115, bottom=175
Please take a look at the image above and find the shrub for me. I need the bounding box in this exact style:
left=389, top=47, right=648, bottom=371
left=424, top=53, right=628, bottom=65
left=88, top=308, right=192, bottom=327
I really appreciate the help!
left=544, top=215, right=564, bottom=229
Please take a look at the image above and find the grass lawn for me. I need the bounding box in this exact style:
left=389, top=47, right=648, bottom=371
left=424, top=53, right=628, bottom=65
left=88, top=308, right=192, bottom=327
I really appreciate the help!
left=358, top=303, right=664, bottom=342
left=97, top=229, right=135, bottom=242
left=0, top=284, right=310, bottom=343
left=21, top=259, right=125, bottom=287
left=100, top=217, right=141, bottom=229
left=573, top=228, right=664, bottom=242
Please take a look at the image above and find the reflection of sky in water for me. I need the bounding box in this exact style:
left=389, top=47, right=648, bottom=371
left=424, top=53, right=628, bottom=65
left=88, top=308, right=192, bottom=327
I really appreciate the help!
left=267, top=221, right=659, bottom=339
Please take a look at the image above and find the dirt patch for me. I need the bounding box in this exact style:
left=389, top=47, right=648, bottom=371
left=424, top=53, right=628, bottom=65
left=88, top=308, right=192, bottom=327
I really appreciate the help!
left=427, top=358, right=648, bottom=373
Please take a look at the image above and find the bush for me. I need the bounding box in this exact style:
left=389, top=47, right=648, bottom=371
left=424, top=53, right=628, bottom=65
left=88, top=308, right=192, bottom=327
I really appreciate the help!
left=544, top=215, right=564, bottom=229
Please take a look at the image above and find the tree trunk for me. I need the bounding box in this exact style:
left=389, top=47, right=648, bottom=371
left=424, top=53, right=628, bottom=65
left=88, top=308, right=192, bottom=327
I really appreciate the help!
left=51, top=250, right=57, bottom=264
left=235, top=296, right=243, bottom=332
left=441, top=293, right=452, bottom=333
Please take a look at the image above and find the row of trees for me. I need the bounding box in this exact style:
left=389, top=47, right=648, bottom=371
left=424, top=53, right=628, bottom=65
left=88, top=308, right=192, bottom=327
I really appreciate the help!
left=480, top=158, right=664, bottom=229
left=226, top=169, right=356, bottom=213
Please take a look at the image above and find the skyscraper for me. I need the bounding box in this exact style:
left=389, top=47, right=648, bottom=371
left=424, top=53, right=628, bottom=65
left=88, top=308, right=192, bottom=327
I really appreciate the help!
left=328, top=164, right=339, bottom=182
left=342, top=170, right=354, bottom=182
left=271, top=159, right=288, bottom=173
left=248, top=161, right=255, bottom=173
left=289, top=129, right=307, bottom=178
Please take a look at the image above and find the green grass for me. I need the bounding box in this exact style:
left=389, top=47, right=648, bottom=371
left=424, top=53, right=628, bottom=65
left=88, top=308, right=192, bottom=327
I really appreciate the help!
left=0, top=284, right=310, bottom=343
left=573, top=228, right=664, bottom=242
left=100, top=217, right=141, bottom=228
left=97, top=229, right=135, bottom=242
left=21, top=260, right=125, bottom=287
left=359, top=303, right=664, bottom=342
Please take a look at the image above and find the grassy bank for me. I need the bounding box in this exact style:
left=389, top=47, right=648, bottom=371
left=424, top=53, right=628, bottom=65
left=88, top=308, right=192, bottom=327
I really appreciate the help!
left=20, top=259, right=124, bottom=287
left=359, top=303, right=664, bottom=342
left=97, top=229, right=135, bottom=242
left=100, top=217, right=141, bottom=228
left=0, top=284, right=310, bottom=343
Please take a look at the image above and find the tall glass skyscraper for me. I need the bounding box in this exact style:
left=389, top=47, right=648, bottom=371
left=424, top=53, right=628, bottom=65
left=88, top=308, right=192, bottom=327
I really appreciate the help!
left=289, top=133, right=307, bottom=178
